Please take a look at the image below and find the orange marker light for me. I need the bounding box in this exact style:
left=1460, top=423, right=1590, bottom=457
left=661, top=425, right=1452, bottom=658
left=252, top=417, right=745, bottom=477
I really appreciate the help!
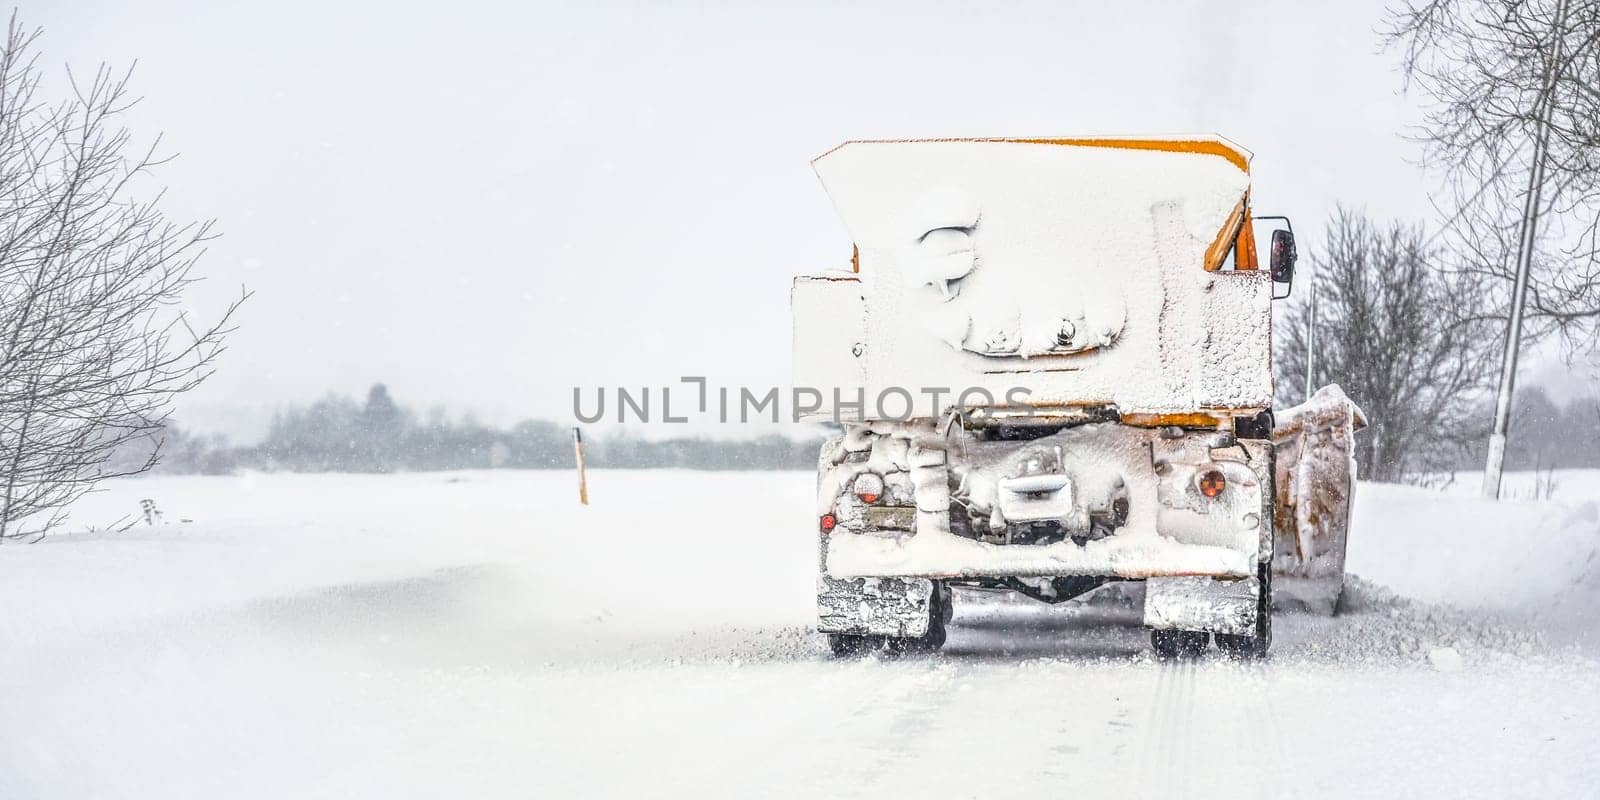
left=853, top=473, right=885, bottom=505
left=1198, top=469, right=1227, bottom=499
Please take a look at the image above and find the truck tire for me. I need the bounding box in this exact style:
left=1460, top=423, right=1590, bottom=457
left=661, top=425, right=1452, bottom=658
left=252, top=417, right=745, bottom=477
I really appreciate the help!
left=904, top=617, right=947, bottom=653
left=1215, top=563, right=1273, bottom=659
left=828, top=634, right=863, bottom=656
left=1151, top=628, right=1209, bottom=659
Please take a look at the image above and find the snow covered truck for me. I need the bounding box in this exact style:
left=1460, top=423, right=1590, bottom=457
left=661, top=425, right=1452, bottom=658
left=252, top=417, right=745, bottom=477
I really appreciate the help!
left=792, top=137, right=1363, bottom=659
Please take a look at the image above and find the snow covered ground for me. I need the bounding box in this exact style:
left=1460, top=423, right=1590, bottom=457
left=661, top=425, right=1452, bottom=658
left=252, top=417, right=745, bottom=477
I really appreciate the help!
left=2, top=469, right=1597, bottom=798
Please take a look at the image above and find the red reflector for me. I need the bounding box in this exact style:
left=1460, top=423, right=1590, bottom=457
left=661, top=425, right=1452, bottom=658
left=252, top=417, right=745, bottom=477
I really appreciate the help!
left=820, top=514, right=837, bottom=532
left=858, top=492, right=879, bottom=504
left=1198, top=469, right=1226, bottom=499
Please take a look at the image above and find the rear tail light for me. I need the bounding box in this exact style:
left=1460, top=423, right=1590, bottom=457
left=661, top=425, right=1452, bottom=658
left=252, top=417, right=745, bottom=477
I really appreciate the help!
left=1198, top=469, right=1227, bottom=499
left=820, top=513, right=837, bottom=532
left=853, top=473, right=884, bottom=504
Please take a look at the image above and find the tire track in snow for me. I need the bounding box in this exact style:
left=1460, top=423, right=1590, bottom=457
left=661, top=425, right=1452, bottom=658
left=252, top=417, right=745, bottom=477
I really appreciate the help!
left=1177, top=658, right=1297, bottom=799
left=1147, top=663, right=1174, bottom=797
left=1135, top=658, right=1203, bottom=800
left=836, top=654, right=1146, bottom=796
left=1135, top=659, right=1177, bottom=799
left=1242, top=662, right=1294, bottom=798
left=1141, top=658, right=1298, bottom=800
left=1233, top=666, right=1272, bottom=800
left=1191, top=660, right=1270, bottom=799
left=1171, top=660, right=1198, bottom=796
left=1175, top=660, right=1197, bottom=794
left=847, top=661, right=961, bottom=789
left=652, top=653, right=960, bottom=798
left=1132, top=661, right=1163, bottom=797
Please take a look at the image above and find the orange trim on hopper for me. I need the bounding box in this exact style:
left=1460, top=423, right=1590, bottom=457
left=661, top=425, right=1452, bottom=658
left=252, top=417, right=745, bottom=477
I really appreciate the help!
left=814, top=136, right=1252, bottom=173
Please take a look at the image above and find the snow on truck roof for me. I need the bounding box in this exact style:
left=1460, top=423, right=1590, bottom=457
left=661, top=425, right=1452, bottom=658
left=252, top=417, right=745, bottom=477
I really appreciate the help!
left=813, top=135, right=1253, bottom=173
left=793, top=136, right=1274, bottom=420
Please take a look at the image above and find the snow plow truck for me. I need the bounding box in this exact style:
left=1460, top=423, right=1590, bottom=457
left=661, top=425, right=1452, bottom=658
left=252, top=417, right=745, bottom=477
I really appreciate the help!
left=792, top=137, right=1364, bottom=659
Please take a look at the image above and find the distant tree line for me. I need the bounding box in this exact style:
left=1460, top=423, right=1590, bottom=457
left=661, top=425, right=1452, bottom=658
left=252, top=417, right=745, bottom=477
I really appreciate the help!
left=1451, top=386, right=1600, bottom=472
left=127, top=377, right=1600, bottom=480
left=109, top=384, right=828, bottom=475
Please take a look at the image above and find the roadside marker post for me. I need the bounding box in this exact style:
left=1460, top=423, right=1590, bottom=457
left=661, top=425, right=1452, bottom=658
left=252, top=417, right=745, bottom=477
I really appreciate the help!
left=573, top=428, right=590, bottom=505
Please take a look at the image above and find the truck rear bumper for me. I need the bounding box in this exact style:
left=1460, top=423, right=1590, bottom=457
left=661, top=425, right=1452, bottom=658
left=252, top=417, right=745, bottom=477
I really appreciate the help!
left=824, top=526, right=1254, bottom=580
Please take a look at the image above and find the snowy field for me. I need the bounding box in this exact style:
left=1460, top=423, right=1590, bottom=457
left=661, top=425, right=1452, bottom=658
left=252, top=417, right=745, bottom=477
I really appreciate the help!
left=2, top=469, right=1598, bottom=798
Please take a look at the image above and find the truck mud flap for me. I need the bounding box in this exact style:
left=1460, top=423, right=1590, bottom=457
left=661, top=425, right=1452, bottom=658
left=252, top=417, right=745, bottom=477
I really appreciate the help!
left=1271, top=385, right=1366, bottom=615
left=817, top=576, right=934, bottom=637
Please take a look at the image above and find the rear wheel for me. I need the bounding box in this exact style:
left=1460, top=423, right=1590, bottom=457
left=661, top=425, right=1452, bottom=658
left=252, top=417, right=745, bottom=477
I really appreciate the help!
left=1151, top=628, right=1210, bottom=659
left=827, top=633, right=869, bottom=657
left=905, top=618, right=947, bottom=652
left=1215, top=562, right=1273, bottom=659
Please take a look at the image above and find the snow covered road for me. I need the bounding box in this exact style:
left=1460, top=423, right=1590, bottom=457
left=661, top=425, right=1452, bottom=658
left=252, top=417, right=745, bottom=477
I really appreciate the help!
left=2, top=470, right=1597, bottom=798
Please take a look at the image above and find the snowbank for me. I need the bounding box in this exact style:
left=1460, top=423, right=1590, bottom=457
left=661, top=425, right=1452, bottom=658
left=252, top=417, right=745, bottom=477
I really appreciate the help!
left=0, top=471, right=819, bottom=650
left=1346, top=479, right=1600, bottom=624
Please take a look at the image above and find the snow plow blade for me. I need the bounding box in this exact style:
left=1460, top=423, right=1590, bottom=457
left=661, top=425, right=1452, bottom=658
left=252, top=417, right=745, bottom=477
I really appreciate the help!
left=1272, top=385, right=1366, bottom=614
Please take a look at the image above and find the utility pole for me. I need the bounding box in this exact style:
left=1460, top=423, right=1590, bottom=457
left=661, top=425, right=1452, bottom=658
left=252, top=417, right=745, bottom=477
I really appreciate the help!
left=1483, top=0, right=1566, bottom=499
left=1303, top=270, right=1317, bottom=404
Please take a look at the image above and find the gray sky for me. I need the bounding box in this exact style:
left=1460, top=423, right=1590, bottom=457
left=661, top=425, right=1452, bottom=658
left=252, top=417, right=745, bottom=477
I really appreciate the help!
left=26, top=0, right=1592, bottom=440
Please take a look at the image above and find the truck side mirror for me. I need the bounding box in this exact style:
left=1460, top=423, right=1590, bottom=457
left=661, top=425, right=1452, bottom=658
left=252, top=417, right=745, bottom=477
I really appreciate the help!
left=1253, top=215, right=1297, bottom=299
left=1270, top=229, right=1297, bottom=284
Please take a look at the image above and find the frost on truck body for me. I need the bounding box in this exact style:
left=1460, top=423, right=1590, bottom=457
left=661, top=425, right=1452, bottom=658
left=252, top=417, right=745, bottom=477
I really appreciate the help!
left=795, top=138, right=1271, bottom=421
left=797, top=137, right=1347, bottom=656
left=819, top=420, right=1265, bottom=580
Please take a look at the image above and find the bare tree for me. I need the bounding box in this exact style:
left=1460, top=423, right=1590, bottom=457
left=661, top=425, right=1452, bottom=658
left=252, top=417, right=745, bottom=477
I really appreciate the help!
left=1275, top=209, right=1497, bottom=482
left=0, top=16, right=244, bottom=540
left=1386, top=0, right=1600, bottom=343
left=1386, top=0, right=1600, bottom=493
